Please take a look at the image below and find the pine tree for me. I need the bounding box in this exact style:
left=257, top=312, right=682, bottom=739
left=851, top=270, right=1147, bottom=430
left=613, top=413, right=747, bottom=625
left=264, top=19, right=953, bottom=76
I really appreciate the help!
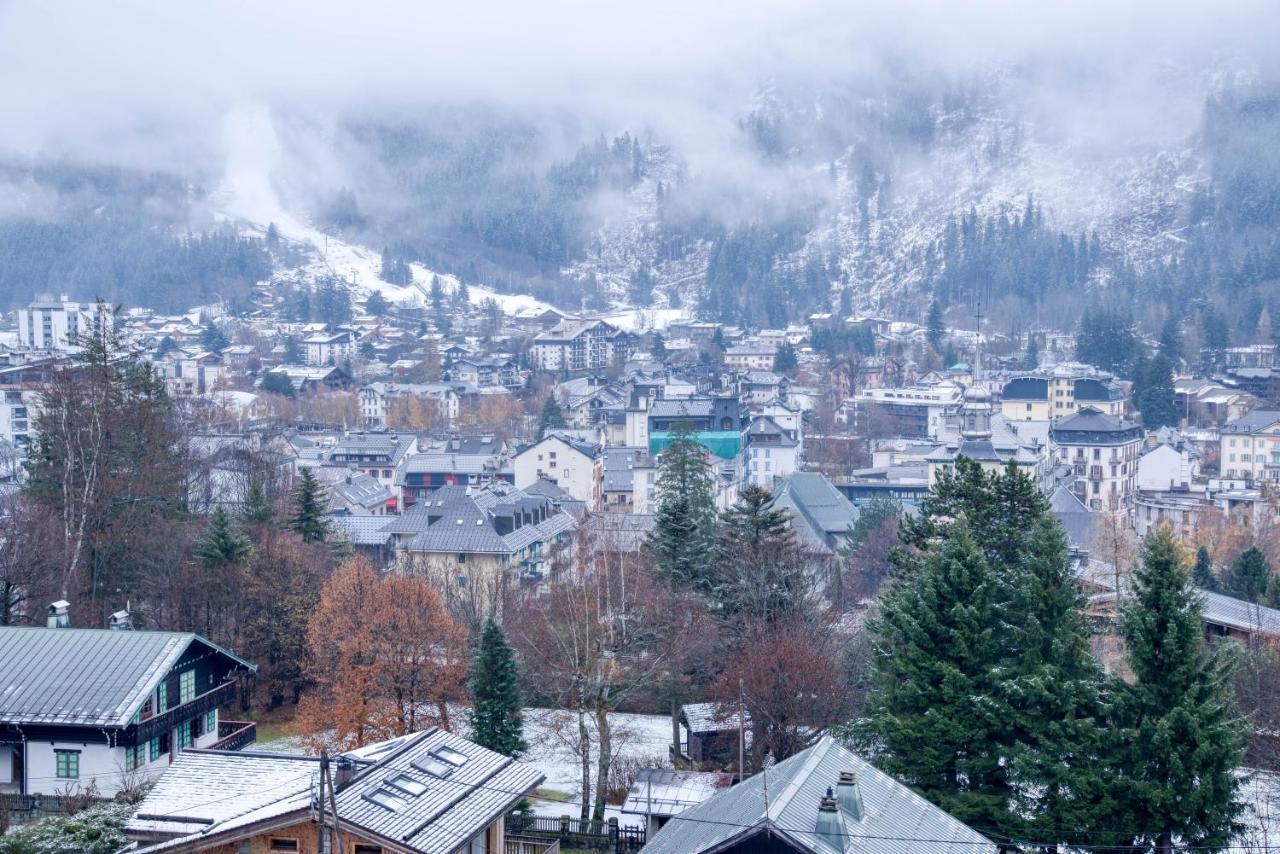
left=1192, top=545, right=1217, bottom=592
left=1222, top=546, right=1271, bottom=603
left=467, top=617, right=527, bottom=757
left=926, top=299, right=946, bottom=353
left=1138, top=352, right=1178, bottom=430
left=862, top=526, right=1014, bottom=831
left=260, top=372, right=296, bottom=398
left=290, top=468, right=330, bottom=544
left=365, top=292, right=390, bottom=317
left=1114, top=527, right=1246, bottom=852
left=536, top=395, right=566, bottom=440
left=650, top=333, right=667, bottom=361
left=712, top=486, right=808, bottom=624
left=1159, top=315, right=1182, bottom=362
left=1023, top=333, right=1039, bottom=370
left=195, top=506, right=252, bottom=569
left=772, top=342, right=797, bottom=374
left=201, top=323, right=230, bottom=354
left=244, top=479, right=275, bottom=526
left=647, top=424, right=716, bottom=590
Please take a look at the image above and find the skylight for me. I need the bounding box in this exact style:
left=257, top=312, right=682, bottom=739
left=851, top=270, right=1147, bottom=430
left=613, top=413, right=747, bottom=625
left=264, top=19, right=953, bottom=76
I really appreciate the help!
left=411, top=756, right=455, bottom=779
left=433, top=746, right=470, bottom=767
left=365, top=788, right=408, bottom=811
left=386, top=774, right=429, bottom=797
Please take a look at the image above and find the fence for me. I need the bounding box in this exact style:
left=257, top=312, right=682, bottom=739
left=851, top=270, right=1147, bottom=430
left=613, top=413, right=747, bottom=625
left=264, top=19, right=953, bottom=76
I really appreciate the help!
left=505, top=835, right=561, bottom=854
left=0, top=793, right=111, bottom=827
left=505, top=813, right=645, bottom=854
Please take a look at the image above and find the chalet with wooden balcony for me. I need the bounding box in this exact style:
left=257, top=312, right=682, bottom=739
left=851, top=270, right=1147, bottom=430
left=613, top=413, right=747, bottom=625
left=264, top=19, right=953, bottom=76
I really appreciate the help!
left=0, top=618, right=256, bottom=797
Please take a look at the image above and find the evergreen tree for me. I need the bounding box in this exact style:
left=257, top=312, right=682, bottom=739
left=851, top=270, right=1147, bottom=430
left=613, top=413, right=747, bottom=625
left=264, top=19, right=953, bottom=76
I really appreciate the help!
left=926, top=299, right=946, bottom=353
left=365, top=291, right=390, bottom=316
left=535, top=395, right=566, bottom=440
left=265, top=222, right=280, bottom=249
left=283, top=335, right=301, bottom=364
left=1192, top=545, right=1217, bottom=592
left=861, top=526, right=1013, bottom=831
left=430, top=274, right=444, bottom=311
left=1158, top=315, right=1182, bottom=362
left=1023, top=332, right=1039, bottom=370
left=467, top=617, right=527, bottom=757
left=1138, top=352, right=1178, bottom=430
left=1222, top=545, right=1271, bottom=603
left=773, top=341, right=798, bottom=373
left=260, top=371, right=296, bottom=398
left=647, top=424, right=716, bottom=590
left=195, top=506, right=252, bottom=569
left=243, top=479, right=275, bottom=526
left=1114, top=527, right=1246, bottom=852
left=289, top=469, right=330, bottom=544
left=201, top=322, right=230, bottom=354
left=712, top=486, right=809, bottom=624
left=650, top=333, right=667, bottom=361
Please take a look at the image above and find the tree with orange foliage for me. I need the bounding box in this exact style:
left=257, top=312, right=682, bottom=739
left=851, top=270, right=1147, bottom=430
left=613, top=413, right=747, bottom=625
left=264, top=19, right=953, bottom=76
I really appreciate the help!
left=299, top=558, right=469, bottom=751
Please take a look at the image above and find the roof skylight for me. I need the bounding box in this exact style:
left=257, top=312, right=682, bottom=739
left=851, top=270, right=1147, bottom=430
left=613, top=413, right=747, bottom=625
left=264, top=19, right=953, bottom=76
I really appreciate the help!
left=386, top=774, right=429, bottom=797
left=432, top=746, right=470, bottom=767
left=365, top=788, right=408, bottom=811
left=411, top=756, right=455, bottom=779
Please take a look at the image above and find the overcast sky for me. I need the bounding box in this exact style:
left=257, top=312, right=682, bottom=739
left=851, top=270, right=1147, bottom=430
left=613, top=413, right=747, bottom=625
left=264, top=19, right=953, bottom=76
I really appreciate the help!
left=1, top=0, right=1278, bottom=173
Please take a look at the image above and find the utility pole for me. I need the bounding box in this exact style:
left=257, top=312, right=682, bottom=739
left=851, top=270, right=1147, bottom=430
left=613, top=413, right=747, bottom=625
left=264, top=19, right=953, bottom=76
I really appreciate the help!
left=737, top=678, right=745, bottom=782
left=320, top=750, right=347, bottom=853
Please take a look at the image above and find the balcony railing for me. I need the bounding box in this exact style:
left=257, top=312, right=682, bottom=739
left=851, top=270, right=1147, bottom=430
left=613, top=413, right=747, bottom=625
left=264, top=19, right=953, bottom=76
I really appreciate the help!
left=123, top=681, right=236, bottom=745
left=210, top=720, right=257, bottom=751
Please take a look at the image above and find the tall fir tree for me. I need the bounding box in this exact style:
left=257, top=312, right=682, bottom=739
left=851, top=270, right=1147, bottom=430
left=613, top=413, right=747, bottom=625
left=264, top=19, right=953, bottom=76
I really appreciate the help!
left=1137, top=352, right=1178, bottom=430
left=926, top=299, right=946, bottom=353
left=1221, top=546, right=1271, bottom=603
left=1023, top=332, right=1039, bottom=370
left=467, top=617, right=527, bottom=757
left=289, top=468, right=330, bottom=544
left=195, top=506, right=252, bottom=569
left=861, top=526, right=1014, bottom=831
left=647, top=424, right=716, bottom=590
left=712, top=485, right=808, bottom=624
left=536, top=395, right=566, bottom=440
left=1158, top=314, right=1182, bottom=363
left=1114, top=527, right=1246, bottom=852
left=1192, top=544, right=1217, bottom=592
left=773, top=342, right=798, bottom=374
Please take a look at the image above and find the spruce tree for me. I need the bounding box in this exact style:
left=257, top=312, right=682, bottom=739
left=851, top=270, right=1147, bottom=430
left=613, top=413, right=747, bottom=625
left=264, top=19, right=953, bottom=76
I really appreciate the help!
left=1159, top=315, right=1182, bottom=362
left=713, top=486, right=808, bottom=624
left=647, top=424, right=716, bottom=590
left=1139, top=353, right=1178, bottom=430
left=290, top=468, right=330, bottom=544
left=1222, top=546, right=1271, bottom=603
left=467, top=617, right=527, bottom=757
left=243, top=479, right=275, bottom=526
left=1114, top=527, right=1246, bottom=852
left=1192, top=545, right=1217, bottom=592
left=1023, top=333, right=1039, bottom=370
left=926, top=299, right=946, bottom=353
left=195, top=506, right=252, bottom=569
left=862, top=526, right=1013, bottom=831
left=536, top=395, right=566, bottom=440
left=773, top=342, right=798, bottom=374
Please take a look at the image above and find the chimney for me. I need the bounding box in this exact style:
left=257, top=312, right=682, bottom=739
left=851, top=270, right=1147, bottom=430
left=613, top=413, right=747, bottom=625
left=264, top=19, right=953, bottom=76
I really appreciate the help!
left=46, top=600, right=70, bottom=628
left=836, top=770, right=864, bottom=821
left=334, top=755, right=357, bottom=790
left=814, top=788, right=847, bottom=851
left=108, top=608, right=133, bottom=631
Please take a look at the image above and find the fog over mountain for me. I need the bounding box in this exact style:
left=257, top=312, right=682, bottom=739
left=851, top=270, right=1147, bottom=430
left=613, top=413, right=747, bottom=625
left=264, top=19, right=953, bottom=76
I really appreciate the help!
left=2, top=0, right=1280, bottom=332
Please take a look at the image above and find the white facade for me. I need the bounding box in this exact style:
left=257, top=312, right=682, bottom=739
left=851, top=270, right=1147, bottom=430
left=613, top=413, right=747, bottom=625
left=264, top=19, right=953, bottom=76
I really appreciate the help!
left=1137, top=443, right=1198, bottom=491
left=513, top=435, right=601, bottom=507
left=0, top=388, right=37, bottom=448
left=18, top=297, right=113, bottom=352
left=746, top=442, right=799, bottom=488
left=360, top=383, right=459, bottom=427
left=303, top=332, right=354, bottom=366
left=1221, top=415, right=1280, bottom=483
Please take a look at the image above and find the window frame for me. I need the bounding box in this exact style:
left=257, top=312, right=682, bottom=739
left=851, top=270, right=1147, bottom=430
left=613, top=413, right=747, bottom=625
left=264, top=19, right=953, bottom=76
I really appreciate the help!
left=55, top=749, right=80, bottom=780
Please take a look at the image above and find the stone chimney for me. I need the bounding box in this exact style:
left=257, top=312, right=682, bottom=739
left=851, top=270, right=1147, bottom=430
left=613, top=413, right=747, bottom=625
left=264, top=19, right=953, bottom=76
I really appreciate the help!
left=334, top=755, right=358, bottom=790
left=46, top=600, right=70, bottom=628
left=814, top=788, right=847, bottom=851
left=836, top=769, right=864, bottom=821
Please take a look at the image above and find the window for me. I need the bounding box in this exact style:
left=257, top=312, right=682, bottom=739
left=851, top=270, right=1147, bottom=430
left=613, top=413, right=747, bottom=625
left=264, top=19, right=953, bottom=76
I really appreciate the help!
left=206, top=709, right=217, bottom=735
left=176, top=721, right=193, bottom=751
left=180, top=670, right=196, bottom=704
left=385, top=774, right=429, bottom=797
left=469, top=830, right=489, bottom=854
left=55, top=749, right=80, bottom=779
left=158, top=680, right=169, bottom=713
left=365, top=788, right=408, bottom=811
left=125, top=743, right=145, bottom=771
left=354, top=846, right=383, bottom=854
left=268, top=839, right=299, bottom=852
left=149, top=737, right=163, bottom=762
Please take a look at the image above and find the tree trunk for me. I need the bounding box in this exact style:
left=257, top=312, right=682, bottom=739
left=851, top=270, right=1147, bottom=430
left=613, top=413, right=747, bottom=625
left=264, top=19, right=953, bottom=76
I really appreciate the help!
left=594, top=701, right=611, bottom=821
left=577, top=702, right=591, bottom=822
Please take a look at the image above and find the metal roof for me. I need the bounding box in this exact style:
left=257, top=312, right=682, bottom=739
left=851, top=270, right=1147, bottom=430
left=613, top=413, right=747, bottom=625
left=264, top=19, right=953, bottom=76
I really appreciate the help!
left=622, top=769, right=730, bottom=818
left=682, top=702, right=749, bottom=735
left=329, top=514, right=397, bottom=546
left=641, top=736, right=996, bottom=854
left=0, top=627, right=254, bottom=728
left=1222, top=410, right=1280, bottom=435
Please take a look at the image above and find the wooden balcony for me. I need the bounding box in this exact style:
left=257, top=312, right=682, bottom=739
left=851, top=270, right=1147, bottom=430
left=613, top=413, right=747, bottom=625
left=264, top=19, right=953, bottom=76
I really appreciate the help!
left=210, top=720, right=257, bottom=751
left=122, top=681, right=236, bottom=745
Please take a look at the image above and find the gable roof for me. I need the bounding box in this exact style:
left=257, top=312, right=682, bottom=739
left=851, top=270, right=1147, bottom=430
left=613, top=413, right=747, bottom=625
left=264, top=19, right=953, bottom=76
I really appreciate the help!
left=769, top=473, right=858, bottom=555
left=129, top=729, right=544, bottom=854
left=641, top=736, right=996, bottom=854
left=0, top=627, right=254, bottom=728
left=1222, top=409, right=1280, bottom=434
left=1049, top=486, right=1095, bottom=552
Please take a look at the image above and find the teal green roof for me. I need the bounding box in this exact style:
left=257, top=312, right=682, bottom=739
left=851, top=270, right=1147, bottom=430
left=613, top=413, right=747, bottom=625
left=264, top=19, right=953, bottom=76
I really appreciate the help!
left=649, top=430, right=741, bottom=460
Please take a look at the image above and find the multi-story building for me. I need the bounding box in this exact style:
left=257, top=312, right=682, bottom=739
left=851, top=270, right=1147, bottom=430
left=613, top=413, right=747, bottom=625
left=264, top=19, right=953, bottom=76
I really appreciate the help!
left=1220, top=409, right=1280, bottom=484
left=0, top=617, right=256, bottom=797
left=848, top=382, right=963, bottom=437
left=324, top=432, right=418, bottom=488
left=512, top=433, right=603, bottom=508
left=18, top=295, right=113, bottom=352
left=360, top=381, right=460, bottom=427
left=302, top=330, right=355, bottom=366
left=743, top=415, right=800, bottom=488
left=723, top=344, right=777, bottom=371
left=531, top=319, right=631, bottom=371
left=1050, top=406, right=1144, bottom=512
left=1000, top=366, right=1125, bottom=422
